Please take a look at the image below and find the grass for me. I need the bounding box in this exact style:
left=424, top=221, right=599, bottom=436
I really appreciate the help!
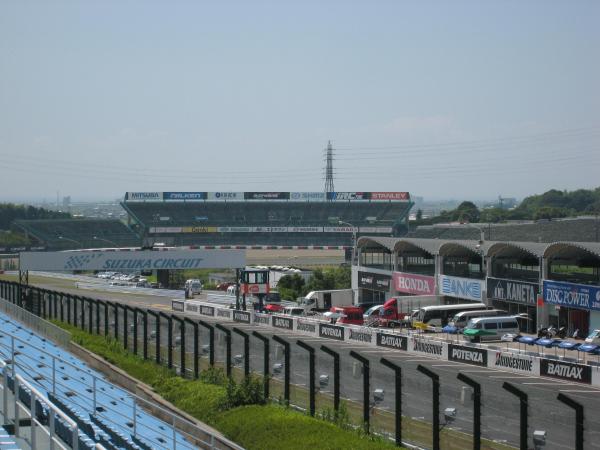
left=51, top=321, right=399, bottom=449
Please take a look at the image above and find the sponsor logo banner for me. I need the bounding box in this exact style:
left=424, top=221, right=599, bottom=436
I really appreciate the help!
left=149, top=227, right=183, bottom=234
left=172, top=300, right=185, bottom=312
left=199, top=305, right=215, bottom=316
left=448, top=344, right=487, bottom=366
left=393, top=272, right=436, bottom=295
left=440, top=275, right=483, bottom=301
left=323, top=227, right=355, bottom=233
left=543, top=280, right=600, bottom=312
left=370, top=192, right=410, bottom=201
left=487, top=277, right=539, bottom=305
left=245, top=192, right=290, bottom=200
left=125, top=192, right=162, bottom=201
left=288, top=227, right=323, bottom=233
left=289, top=192, right=326, bottom=201
left=182, top=226, right=217, bottom=233
left=348, top=328, right=373, bottom=344
left=358, top=226, right=393, bottom=233
left=358, top=271, right=391, bottom=291
left=20, top=250, right=246, bottom=271
left=233, top=310, right=252, bottom=324
left=217, top=309, right=232, bottom=319
left=319, top=323, right=345, bottom=341
left=297, top=319, right=317, bottom=334
left=376, top=333, right=408, bottom=350
left=272, top=316, right=293, bottom=330
left=411, top=338, right=444, bottom=357
left=253, top=313, right=270, bottom=325
left=493, top=351, right=534, bottom=373
left=217, top=227, right=252, bottom=233
left=540, top=359, right=591, bottom=384
left=163, top=192, right=206, bottom=201
left=207, top=192, right=244, bottom=200
left=327, top=192, right=370, bottom=201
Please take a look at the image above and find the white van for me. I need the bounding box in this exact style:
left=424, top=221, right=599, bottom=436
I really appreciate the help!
left=185, top=279, right=203, bottom=295
left=449, top=309, right=507, bottom=330
left=283, top=306, right=305, bottom=316
left=463, top=316, right=520, bottom=342
left=226, top=285, right=239, bottom=296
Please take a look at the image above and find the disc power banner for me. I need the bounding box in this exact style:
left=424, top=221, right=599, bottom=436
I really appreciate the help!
left=20, top=249, right=246, bottom=271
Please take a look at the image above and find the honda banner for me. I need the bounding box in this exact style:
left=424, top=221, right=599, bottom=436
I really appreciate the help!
left=393, top=272, right=436, bottom=295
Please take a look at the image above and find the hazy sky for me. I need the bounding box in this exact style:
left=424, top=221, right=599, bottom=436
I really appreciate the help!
left=1, top=1, right=599, bottom=203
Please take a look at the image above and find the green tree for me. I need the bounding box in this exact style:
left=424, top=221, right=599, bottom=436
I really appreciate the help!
left=453, top=201, right=480, bottom=223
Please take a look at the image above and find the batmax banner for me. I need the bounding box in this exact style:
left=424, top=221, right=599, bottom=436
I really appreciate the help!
left=207, top=192, right=244, bottom=201
left=376, top=333, right=408, bottom=350
left=244, top=192, right=290, bottom=200
left=370, top=192, right=410, bottom=201
left=543, top=280, right=600, bottom=312
left=393, top=272, right=436, bottom=295
left=448, top=344, right=487, bottom=366
left=233, top=310, right=252, bottom=324
left=487, top=277, right=539, bottom=305
left=289, top=192, right=326, bottom=201
left=163, top=192, right=206, bottom=201
left=20, top=249, right=246, bottom=271
left=125, top=192, right=162, bottom=202
left=358, top=271, right=391, bottom=291
left=319, top=323, right=345, bottom=341
left=540, top=359, right=591, bottom=384
left=439, top=275, right=484, bottom=301
left=327, top=192, right=370, bottom=201
left=272, top=316, right=293, bottom=330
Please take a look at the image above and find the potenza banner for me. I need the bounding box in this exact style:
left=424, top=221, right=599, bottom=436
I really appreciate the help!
left=19, top=249, right=246, bottom=271
left=358, top=271, right=391, bottom=291
left=439, top=275, right=484, bottom=301
left=543, top=280, right=600, bottom=312
left=393, top=272, right=436, bottom=295
left=487, top=277, right=539, bottom=305
left=448, top=344, right=487, bottom=366
left=319, top=323, right=345, bottom=341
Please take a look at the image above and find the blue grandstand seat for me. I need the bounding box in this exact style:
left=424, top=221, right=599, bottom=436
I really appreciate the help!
left=0, top=426, right=20, bottom=450
left=0, top=312, right=197, bottom=450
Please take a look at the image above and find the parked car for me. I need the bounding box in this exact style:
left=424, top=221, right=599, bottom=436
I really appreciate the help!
left=217, top=282, right=235, bottom=291
left=264, top=304, right=284, bottom=313
left=585, top=329, right=600, bottom=345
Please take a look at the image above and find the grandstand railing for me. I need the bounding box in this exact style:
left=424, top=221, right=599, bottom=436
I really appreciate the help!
left=0, top=359, right=107, bottom=450
left=0, top=297, right=71, bottom=348
left=0, top=326, right=243, bottom=450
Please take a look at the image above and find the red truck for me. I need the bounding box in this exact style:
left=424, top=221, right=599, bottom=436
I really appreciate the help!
left=330, top=306, right=364, bottom=326
left=377, top=295, right=442, bottom=328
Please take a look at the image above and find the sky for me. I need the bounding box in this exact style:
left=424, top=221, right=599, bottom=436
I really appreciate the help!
left=1, top=0, right=599, bottom=203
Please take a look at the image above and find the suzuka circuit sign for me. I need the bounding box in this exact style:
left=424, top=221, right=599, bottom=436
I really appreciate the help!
left=20, top=249, right=246, bottom=271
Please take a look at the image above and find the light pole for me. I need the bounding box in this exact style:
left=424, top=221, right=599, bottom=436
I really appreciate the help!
left=338, top=220, right=357, bottom=265
left=58, top=235, right=83, bottom=248
left=93, top=236, right=119, bottom=248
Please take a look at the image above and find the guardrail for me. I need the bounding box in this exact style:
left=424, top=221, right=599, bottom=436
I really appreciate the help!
left=0, top=296, right=71, bottom=348
left=173, top=298, right=600, bottom=387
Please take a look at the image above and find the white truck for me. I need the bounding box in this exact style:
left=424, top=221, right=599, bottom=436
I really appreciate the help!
left=298, top=289, right=354, bottom=314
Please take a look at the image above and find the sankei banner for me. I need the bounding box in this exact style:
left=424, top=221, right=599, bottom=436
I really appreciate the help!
left=439, top=275, right=484, bottom=301
left=393, top=271, right=436, bottom=295
left=20, top=249, right=246, bottom=271
left=370, top=192, right=410, bottom=201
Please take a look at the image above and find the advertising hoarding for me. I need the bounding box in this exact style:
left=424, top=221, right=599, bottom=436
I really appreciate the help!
left=487, top=277, right=539, bottom=305
left=370, top=192, right=410, bottom=201
left=244, top=192, right=290, bottom=200
left=20, top=249, right=246, bottom=271
left=163, top=192, right=206, bottom=201
left=543, top=280, right=600, bottom=312
left=289, top=192, right=326, bottom=201
left=393, top=272, right=436, bottom=295
left=125, top=192, right=163, bottom=202
left=439, top=275, right=484, bottom=301
left=358, top=271, right=392, bottom=291
left=206, top=192, right=244, bottom=201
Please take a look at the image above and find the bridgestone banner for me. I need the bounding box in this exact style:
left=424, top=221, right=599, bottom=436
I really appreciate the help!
left=172, top=301, right=185, bottom=312
left=448, top=344, right=487, bottom=366
left=20, top=249, right=246, bottom=271
left=319, top=323, right=345, bottom=341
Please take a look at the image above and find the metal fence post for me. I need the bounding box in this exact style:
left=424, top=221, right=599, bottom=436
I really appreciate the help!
left=185, top=318, right=199, bottom=378
left=321, top=345, right=340, bottom=414
left=252, top=331, right=270, bottom=399
left=557, top=393, right=584, bottom=450
left=233, top=327, right=250, bottom=377
left=272, top=335, right=290, bottom=404
left=417, top=364, right=440, bottom=450
left=350, top=350, right=370, bottom=433
left=381, top=357, right=403, bottom=447
left=297, top=340, right=315, bottom=416
left=457, top=373, right=481, bottom=450
left=198, top=320, right=215, bottom=367
left=215, top=324, right=232, bottom=377
left=502, top=382, right=528, bottom=450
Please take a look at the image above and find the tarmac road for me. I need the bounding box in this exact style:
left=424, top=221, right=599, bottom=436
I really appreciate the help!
left=23, top=276, right=600, bottom=450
